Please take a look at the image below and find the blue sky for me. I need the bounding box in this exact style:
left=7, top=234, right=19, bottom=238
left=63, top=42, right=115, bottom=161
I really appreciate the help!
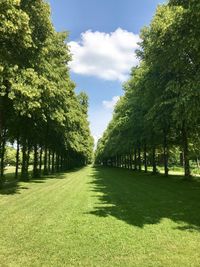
left=48, top=0, right=165, bottom=144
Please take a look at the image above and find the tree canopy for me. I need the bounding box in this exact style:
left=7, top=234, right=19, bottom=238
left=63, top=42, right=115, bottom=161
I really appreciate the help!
left=0, top=0, right=93, bottom=186
left=95, top=0, right=200, bottom=178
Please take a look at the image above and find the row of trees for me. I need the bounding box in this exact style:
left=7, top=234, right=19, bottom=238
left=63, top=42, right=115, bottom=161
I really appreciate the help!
left=95, top=0, right=200, bottom=178
left=0, top=0, right=93, bottom=186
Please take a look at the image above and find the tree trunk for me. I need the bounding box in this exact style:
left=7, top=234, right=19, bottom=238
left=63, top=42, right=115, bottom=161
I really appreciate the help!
left=43, top=124, right=49, bottom=175
left=52, top=151, right=55, bottom=173
left=60, top=155, right=63, bottom=171
left=0, top=105, right=3, bottom=147
left=0, top=97, right=3, bottom=153
left=43, top=145, right=48, bottom=175
left=144, top=143, right=147, bottom=173
left=138, top=143, right=141, bottom=171
left=127, top=154, right=130, bottom=169
left=163, top=130, right=169, bottom=177
left=0, top=84, right=10, bottom=185
left=196, top=157, right=200, bottom=169
left=180, top=152, right=184, bottom=167
left=56, top=153, right=59, bottom=172
left=182, top=124, right=191, bottom=178
left=26, top=143, right=31, bottom=177
left=121, top=156, right=123, bottom=168
left=134, top=147, right=137, bottom=171
left=48, top=149, right=51, bottom=173
left=0, top=129, right=6, bottom=183
left=58, top=154, right=61, bottom=171
left=33, top=144, right=39, bottom=178
left=15, top=137, right=20, bottom=179
left=21, top=140, right=29, bottom=181
left=152, top=146, right=157, bottom=175
left=125, top=155, right=127, bottom=169
left=39, top=147, right=43, bottom=177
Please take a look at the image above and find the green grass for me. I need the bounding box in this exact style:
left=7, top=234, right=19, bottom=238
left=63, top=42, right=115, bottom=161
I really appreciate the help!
left=4, top=166, right=34, bottom=182
left=1, top=166, right=200, bottom=266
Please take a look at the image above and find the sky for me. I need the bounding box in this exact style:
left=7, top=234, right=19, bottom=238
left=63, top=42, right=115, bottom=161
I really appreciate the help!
left=47, top=0, right=165, bottom=145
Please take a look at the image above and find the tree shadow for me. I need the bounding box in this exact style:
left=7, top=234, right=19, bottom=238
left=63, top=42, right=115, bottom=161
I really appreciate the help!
left=88, top=166, right=200, bottom=232
left=0, top=167, right=84, bottom=195
left=30, top=172, right=66, bottom=183
left=0, top=181, right=29, bottom=195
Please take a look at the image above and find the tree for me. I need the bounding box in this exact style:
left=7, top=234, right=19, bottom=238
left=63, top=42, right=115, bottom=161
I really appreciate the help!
left=95, top=0, right=200, bottom=178
left=0, top=0, right=93, bottom=186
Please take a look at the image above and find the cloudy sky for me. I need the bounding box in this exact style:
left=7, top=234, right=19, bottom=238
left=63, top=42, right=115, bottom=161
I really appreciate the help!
left=48, top=0, right=165, bottom=145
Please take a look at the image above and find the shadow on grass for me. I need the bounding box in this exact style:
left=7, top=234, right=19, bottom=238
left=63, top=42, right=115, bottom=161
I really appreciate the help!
left=0, top=167, right=83, bottom=195
left=0, top=182, right=29, bottom=195
left=89, top=166, right=200, bottom=232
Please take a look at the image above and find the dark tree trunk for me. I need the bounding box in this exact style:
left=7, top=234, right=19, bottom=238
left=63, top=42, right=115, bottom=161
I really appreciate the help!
left=196, top=158, right=200, bottom=169
left=21, top=140, right=29, bottom=181
left=21, top=143, right=26, bottom=180
left=58, top=154, right=61, bottom=171
left=56, top=153, right=59, bottom=172
left=163, top=130, right=169, bottom=177
left=134, top=147, right=137, bottom=171
left=180, top=152, right=184, bottom=167
left=26, top=143, right=31, bottom=176
left=0, top=129, right=6, bottom=182
left=33, top=144, right=39, bottom=178
left=129, top=153, right=131, bottom=169
left=0, top=109, right=3, bottom=146
left=60, top=155, right=63, bottom=171
left=144, top=143, right=147, bottom=173
left=0, top=82, right=12, bottom=185
left=127, top=154, right=130, bottom=169
left=52, top=151, right=55, bottom=173
left=43, top=145, right=48, bottom=175
left=121, top=156, right=124, bottom=168
left=129, top=153, right=132, bottom=169
left=39, top=147, right=43, bottom=177
left=0, top=97, right=3, bottom=157
left=43, top=124, right=49, bottom=175
left=15, top=136, right=20, bottom=179
left=48, top=149, right=51, bottom=173
left=138, top=143, right=141, bottom=171
left=182, top=124, right=191, bottom=178
left=152, top=146, right=157, bottom=175
left=125, top=155, right=127, bottom=169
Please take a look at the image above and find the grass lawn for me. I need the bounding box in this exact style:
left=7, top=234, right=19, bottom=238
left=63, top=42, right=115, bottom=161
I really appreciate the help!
left=0, top=166, right=200, bottom=266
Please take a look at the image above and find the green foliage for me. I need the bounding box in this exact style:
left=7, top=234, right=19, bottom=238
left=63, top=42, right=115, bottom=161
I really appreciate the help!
left=5, top=146, right=17, bottom=165
left=0, top=0, right=93, bottom=183
left=95, top=1, right=200, bottom=177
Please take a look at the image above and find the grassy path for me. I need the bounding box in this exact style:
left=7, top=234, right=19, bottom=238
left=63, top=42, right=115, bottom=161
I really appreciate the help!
left=0, top=166, right=200, bottom=266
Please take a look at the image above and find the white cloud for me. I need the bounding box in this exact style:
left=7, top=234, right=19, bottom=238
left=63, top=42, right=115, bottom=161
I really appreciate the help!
left=103, top=96, right=120, bottom=110
left=69, top=28, right=140, bottom=82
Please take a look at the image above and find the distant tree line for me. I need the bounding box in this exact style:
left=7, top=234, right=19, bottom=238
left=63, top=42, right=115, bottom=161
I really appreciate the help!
left=0, top=0, right=93, bottom=186
left=95, top=0, right=200, bottom=178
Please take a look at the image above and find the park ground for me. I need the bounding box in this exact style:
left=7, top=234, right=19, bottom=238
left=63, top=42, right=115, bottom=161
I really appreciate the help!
left=1, top=166, right=200, bottom=266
